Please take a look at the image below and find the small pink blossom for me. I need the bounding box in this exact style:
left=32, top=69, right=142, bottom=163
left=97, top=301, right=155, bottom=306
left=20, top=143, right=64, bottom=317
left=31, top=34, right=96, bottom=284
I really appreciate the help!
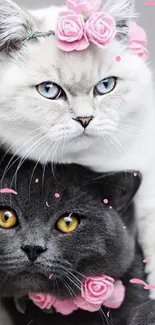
left=28, top=293, right=55, bottom=310
left=104, top=280, right=125, bottom=309
left=56, top=10, right=89, bottom=52
left=85, top=12, right=116, bottom=48
left=128, top=21, right=149, bottom=61
left=53, top=299, right=78, bottom=315
left=66, top=0, right=102, bottom=17
left=82, top=275, right=114, bottom=304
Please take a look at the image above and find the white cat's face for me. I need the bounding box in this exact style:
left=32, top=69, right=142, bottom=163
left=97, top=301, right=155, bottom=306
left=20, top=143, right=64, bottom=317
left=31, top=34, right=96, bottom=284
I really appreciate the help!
left=0, top=1, right=153, bottom=164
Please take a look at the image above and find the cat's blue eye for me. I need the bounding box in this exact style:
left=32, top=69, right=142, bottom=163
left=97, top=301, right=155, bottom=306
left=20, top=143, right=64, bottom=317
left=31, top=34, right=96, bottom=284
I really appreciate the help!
left=94, top=77, right=116, bottom=96
left=37, top=82, right=63, bottom=100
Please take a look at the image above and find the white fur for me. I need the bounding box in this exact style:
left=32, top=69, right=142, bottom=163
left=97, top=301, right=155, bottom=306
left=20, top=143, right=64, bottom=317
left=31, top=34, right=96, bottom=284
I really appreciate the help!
left=0, top=0, right=155, bottom=298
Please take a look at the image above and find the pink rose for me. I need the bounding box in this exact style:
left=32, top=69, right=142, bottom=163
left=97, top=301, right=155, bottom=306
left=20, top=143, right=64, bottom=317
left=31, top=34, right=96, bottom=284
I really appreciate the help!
left=53, top=299, right=78, bottom=315
left=66, top=0, right=102, bottom=17
left=104, top=280, right=125, bottom=309
left=28, top=293, right=55, bottom=310
left=128, top=21, right=149, bottom=61
left=74, top=297, right=101, bottom=312
left=56, top=10, right=89, bottom=52
left=85, top=12, right=116, bottom=48
left=81, top=276, right=114, bottom=304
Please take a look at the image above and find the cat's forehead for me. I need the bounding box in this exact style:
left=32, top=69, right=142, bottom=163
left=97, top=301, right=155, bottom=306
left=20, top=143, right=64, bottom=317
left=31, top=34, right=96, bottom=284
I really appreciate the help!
left=23, top=38, right=120, bottom=91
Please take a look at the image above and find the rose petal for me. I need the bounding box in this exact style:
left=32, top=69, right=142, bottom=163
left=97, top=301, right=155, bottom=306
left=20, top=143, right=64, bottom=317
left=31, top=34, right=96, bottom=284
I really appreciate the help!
left=144, top=285, right=155, bottom=290
left=130, top=278, right=147, bottom=286
left=0, top=188, right=17, bottom=195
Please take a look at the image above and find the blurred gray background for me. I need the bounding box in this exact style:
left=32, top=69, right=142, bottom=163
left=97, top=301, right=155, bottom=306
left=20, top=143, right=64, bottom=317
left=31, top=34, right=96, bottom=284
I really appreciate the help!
left=15, top=0, right=155, bottom=68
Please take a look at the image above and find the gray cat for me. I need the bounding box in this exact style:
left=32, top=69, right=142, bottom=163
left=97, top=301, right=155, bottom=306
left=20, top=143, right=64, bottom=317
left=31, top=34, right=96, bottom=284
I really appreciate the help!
left=0, top=150, right=154, bottom=325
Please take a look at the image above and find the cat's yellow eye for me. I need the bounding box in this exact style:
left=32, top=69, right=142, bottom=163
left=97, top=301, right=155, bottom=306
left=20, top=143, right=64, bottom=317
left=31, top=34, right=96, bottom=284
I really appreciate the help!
left=0, top=209, right=17, bottom=229
left=56, top=215, right=79, bottom=234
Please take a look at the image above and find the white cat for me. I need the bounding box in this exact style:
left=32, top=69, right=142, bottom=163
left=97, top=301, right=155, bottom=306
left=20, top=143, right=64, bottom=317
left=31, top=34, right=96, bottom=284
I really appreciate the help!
left=0, top=0, right=155, bottom=297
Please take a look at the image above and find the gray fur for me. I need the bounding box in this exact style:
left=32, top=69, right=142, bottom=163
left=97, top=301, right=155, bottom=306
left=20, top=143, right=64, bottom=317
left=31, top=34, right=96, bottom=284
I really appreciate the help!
left=0, top=0, right=35, bottom=51
left=0, top=150, right=154, bottom=325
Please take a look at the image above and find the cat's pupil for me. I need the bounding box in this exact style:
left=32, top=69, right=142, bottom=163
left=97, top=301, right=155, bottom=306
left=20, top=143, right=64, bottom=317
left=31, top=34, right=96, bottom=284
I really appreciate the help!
left=103, top=80, right=109, bottom=88
left=45, top=84, right=50, bottom=92
left=4, top=212, right=10, bottom=222
left=64, top=217, right=72, bottom=226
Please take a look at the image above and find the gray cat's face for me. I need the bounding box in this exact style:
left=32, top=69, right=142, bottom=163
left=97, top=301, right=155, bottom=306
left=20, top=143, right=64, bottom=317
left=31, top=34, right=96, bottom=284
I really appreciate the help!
left=0, top=156, right=141, bottom=298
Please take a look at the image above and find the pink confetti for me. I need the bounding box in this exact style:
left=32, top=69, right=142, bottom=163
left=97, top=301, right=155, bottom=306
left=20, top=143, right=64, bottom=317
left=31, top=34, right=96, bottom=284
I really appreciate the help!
left=133, top=172, right=137, bottom=177
left=144, top=284, right=155, bottom=290
left=55, top=193, right=60, bottom=198
left=103, top=199, right=108, bottom=204
left=116, top=56, right=121, bottom=62
left=123, top=226, right=126, bottom=229
left=122, top=99, right=126, bottom=103
left=0, top=188, right=17, bottom=195
left=143, top=259, right=149, bottom=263
left=109, top=206, right=113, bottom=209
left=107, top=311, right=110, bottom=318
left=35, top=178, right=39, bottom=183
left=130, top=278, right=147, bottom=286
left=49, top=274, right=53, bottom=280
left=46, top=202, right=49, bottom=207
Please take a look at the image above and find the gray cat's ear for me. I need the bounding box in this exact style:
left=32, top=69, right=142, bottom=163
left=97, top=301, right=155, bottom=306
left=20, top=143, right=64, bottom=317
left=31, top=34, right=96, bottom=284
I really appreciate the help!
left=0, top=0, right=35, bottom=52
left=102, top=0, right=136, bottom=41
left=102, top=171, right=142, bottom=213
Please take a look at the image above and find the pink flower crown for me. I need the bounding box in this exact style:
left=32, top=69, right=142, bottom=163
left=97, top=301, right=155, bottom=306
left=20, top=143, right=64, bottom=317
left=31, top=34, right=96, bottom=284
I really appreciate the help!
left=26, top=0, right=148, bottom=60
left=29, top=275, right=125, bottom=315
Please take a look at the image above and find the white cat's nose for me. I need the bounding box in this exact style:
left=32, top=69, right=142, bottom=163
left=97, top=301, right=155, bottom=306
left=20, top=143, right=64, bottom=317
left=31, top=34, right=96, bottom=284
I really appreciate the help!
left=74, top=116, right=94, bottom=128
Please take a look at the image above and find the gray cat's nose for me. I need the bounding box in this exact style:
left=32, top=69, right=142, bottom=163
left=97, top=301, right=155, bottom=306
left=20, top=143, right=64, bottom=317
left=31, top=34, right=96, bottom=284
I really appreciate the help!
left=21, top=245, right=47, bottom=262
left=74, top=116, right=94, bottom=128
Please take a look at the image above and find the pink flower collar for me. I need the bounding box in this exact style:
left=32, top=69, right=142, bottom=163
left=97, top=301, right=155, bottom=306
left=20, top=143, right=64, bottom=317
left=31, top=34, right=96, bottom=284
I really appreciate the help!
left=29, top=275, right=125, bottom=315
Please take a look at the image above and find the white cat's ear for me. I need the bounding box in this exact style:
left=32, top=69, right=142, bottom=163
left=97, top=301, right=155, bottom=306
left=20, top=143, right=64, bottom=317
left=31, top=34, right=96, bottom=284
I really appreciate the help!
left=0, top=0, right=35, bottom=52
left=102, top=0, right=136, bottom=40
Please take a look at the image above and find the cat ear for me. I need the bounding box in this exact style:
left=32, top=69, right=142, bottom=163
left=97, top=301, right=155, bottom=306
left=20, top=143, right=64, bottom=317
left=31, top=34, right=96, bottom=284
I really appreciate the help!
left=0, top=0, right=35, bottom=52
left=86, top=171, right=141, bottom=213
left=101, top=171, right=142, bottom=212
left=102, top=0, right=136, bottom=41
